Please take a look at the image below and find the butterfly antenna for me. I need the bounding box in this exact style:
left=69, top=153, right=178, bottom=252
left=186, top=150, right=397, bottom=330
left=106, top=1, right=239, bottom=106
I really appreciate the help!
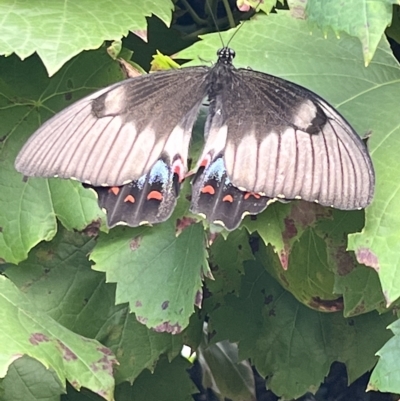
left=225, top=0, right=262, bottom=49
left=206, top=0, right=226, bottom=47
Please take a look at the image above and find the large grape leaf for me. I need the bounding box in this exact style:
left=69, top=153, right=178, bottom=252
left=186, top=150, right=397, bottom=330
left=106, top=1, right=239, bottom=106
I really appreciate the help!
left=178, top=11, right=400, bottom=306
left=369, top=319, right=400, bottom=394
left=2, top=356, right=64, bottom=401
left=4, top=227, right=184, bottom=384
left=90, top=222, right=210, bottom=333
left=0, top=275, right=118, bottom=400
left=305, top=0, right=399, bottom=65
left=209, top=261, right=395, bottom=399
left=0, top=0, right=174, bottom=76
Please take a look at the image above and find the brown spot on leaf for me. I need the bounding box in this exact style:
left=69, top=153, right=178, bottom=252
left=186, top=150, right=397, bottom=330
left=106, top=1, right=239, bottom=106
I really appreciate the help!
left=133, top=29, right=148, bottom=42
left=269, top=309, right=276, bottom=317
left=56, top=340, right=77, bottom=361
left=264, top=294, right=273, bottom=305
left=154, top=322, right=182, bottom=334
left=82, top=219, right=101, bottom=237
left=90, top=351, right=117, bottom=375
left=279, top=250, right=289, bottom=270
left=175, top=217, right=196, bottom=234
left=29, top=333, right=50, bottom=345
left=351, top=302, right=366, bottom=316
left=283, top=217, right=297, bottom=240
left=308, top=296, right=344, bottom=312
left=207, top=232, right=219, bottom=246
left=161, top=300, right=169, bottom=310
left=194, top=290, right=203, bottom=308
left=97, top=346, right=113, bottom=356
left=130, top=236, right=141, bottom=250
left=64, top=92, right=72, bottom=101
left=356, top=248, right=379, bottom=271
left=135, top=300, right=142, bottom=307
left=136, top=315, right=148, bottom=325
left=291, top=202, right=331, bottom=227
left=333, top=244, right=357, bottom=276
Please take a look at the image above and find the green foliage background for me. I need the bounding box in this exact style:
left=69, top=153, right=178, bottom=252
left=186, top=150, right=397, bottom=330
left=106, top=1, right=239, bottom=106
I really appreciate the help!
left=0, top=0, right=400, bottom=400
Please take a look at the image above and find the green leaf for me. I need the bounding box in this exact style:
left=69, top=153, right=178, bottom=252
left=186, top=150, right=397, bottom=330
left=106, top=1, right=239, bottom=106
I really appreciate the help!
left=2, top=356, right=64, bottom=401
left=114, top=356, right=196, bottom=401
left=0, top=275, right=118, bottom=400
left=334, top=264, right=386, bottom=316
left=0, top=0, right=174, bottom=76
left=198, top=338, right=255, bottom=401
left=0, top=49, right=122, bottom=264
left=210, top=261, right=395, bottom=399
left=4, top=227, right=183, bottom=384
left=369, top=319, right=400, bottom=393
left=105, top=312, right=183, bottom=383
left=206, top=229, right=254, bottom=306
left=91, top=222, right=210, bottom=333
left=305, top=0, right=399, bottom=65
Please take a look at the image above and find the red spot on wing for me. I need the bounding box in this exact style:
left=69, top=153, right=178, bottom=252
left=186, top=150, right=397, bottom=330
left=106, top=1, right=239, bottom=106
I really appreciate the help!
left=199, top=155, right=211, bottom=168
left=124, top=195, right=135, bottom=203
left=244, top=192, right=261, bottom=200
left=109, top=186, right=120, bottom=195
left=172, top=158, right=186, bottom=182
left=222, top=194, right=234, bottom=203
left=148, top=191, right=163, bottom=201
left=201, top=185, right=215, bottom=195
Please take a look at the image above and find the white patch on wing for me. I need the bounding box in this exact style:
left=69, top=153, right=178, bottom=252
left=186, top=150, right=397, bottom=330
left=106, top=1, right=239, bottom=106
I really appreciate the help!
left=292, top=100, right=317, bottom=130
left=162, top=124, right=187, bottom=166
left=103, top=85, right=127, bottom=115
left=197, top=125, right=228, bottom=167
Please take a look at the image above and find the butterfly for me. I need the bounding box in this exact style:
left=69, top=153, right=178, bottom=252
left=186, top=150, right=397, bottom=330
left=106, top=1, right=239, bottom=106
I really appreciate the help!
left=14, top=47, right=375, bottom=231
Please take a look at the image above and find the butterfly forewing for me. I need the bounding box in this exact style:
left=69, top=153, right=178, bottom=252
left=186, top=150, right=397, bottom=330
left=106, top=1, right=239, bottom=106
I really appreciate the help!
left=15, top=67, right=210, bottom=187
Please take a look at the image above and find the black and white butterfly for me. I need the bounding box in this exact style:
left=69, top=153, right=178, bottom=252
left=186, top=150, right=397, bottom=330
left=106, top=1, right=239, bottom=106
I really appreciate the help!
left=15, top=47, right=375, bottom=231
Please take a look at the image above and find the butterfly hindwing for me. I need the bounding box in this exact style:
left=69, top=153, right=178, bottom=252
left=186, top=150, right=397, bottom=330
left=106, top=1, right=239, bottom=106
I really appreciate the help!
left=190, top=156, right=272, bottom=230
left=89, top=157, right=182, bottom=227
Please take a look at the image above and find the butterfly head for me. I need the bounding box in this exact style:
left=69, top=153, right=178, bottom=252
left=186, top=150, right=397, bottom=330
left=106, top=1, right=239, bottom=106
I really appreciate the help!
left=217, top=47, right=235, bottom=65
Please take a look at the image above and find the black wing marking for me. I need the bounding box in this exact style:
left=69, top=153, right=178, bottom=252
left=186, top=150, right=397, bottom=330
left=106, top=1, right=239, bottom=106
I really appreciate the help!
left=89, top=158, right=181, bottom=227
left=198, top=65, right=375, bottom=210
left=15, top=67, right=210, bottom=187
left=190, top=156, right=273, bottom=230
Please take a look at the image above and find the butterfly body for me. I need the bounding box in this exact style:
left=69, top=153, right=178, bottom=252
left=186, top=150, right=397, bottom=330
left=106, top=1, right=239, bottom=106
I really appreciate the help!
left=15, top=47, right=374, bottom=230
